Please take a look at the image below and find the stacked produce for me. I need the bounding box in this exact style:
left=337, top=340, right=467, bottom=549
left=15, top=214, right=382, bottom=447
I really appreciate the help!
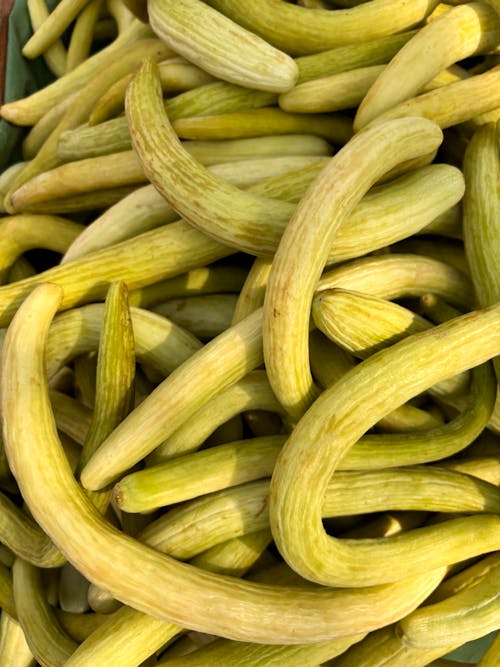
left=0, top=0, right=499, bottom=664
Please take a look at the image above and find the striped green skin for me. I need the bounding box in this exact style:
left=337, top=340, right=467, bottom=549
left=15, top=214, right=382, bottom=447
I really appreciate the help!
left=89, top=452, right=500, bottom=633
left=130, top=465, right=500, bottom=565
left=262, top=117, right=443, bottom=420
left=203, top=0, right=439, bottom=55
left=57, top=81, right=281, bottom=160
left=0, top=491, right=64, bottom=568
left=149, top=371, right=283, bottom=463
left=363, top=66, right=500, bottom=131
left=5, top=37, right=173, bottom=216
left=317, top=254, right=474, bottom=310
left=354, top=2, right=500, bottom=129
left=279, top=64, right=385, bottom=114
left=44, top=302, right=202, bottom=383
left=13, top=558, right=77, bottom=666
left=329, top=624, right=458, bottom=667
left=78, top=281, right=136, bottom=516
left=68, top=530, right=270, bottom=665
left=80, top=308, right=265, bottom=490
left=270, top=303, right=500, bottom=588
left=295, top=30, right=416, bottom=82
left=156, top=633, right=366, bottom=666
left=88, top=59, right=216, bottom=126
left=114, top=435, right=284, bottom=512
left=148, top=0, right=298, bottom=92
left=462, top=118, right=500, bottom=417
left=399, top=556, right=500, bottom=648
left=311, top=288, right=469, bottom=398
left=0, top=221, right=233, bottom=328
left=1, top=283, right=445, bottom=644
left=463, top=122, right=500, bottom=382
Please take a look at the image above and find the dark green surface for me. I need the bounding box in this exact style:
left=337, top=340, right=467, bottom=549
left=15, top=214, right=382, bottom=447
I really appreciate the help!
left=446, top=630, right=497, bottom=663
left=0, top=0, right=59, bottom=170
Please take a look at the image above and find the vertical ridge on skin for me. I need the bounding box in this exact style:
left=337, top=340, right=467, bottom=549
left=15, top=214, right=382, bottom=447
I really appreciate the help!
left=263, top=117, right=443, bottom=419
left=355, top=2, right=500, bottom=129
left=1, top=285, right=445, bottom=643
left=203, top=0, right=440, bottom=55
left=126, top=59, right=296, bottom=256
left=269, top=304, right=500, bottom=588
left=148, top=0, right=298, bottom=92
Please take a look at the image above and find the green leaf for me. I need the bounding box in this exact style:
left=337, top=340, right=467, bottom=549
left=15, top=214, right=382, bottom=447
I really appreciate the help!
left=1, top=0, right=59, bottom=170
left=446, top=631, right=498, bottom=663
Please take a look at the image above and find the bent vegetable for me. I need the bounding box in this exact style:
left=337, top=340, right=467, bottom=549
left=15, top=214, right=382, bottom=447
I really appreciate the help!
left=1, top=283, right=445, bottom=644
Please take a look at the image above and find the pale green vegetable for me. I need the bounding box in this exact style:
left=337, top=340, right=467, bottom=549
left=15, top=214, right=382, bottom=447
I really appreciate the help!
left=0, top=286, right=446, bottom=645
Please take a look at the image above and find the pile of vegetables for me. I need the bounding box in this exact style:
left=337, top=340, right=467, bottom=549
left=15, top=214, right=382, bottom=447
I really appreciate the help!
left=0, top=0, right=499, bottom=664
